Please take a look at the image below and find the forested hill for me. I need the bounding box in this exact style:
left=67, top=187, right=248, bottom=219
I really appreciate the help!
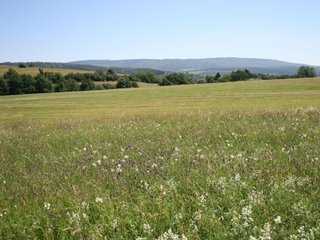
left=70, top=58, right=320, bottom=75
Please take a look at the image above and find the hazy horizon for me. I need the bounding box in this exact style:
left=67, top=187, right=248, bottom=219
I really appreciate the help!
left=1, top=0, right=320, bottom=65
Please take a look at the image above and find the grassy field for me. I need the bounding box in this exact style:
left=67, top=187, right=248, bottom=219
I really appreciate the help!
left=0, top=65, right=93, bottom=76
left=0, top=78, right=320, bottom=239
left=0, top=78, right=319, bottom=121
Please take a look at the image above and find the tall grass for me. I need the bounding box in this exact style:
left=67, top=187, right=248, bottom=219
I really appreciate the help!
left=1, top=109, right=319, bottom=239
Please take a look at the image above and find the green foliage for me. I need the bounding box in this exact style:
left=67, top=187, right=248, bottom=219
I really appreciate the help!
left=134, top=71, right=159, bottom=83
left=116, top=76, right=139, bottom=88
left=230, top=69, right=256, bottom=81
left=20, top=74, right=36, bottom=94
left=4, top=69, right=24, bottom=94
left=107, top=69, right=115, bottom=74
left=297, top=66, right=316, bottom=78
left=160, top=72, right=193, bottom=86
left=0, top=77, right=9, bottom=95
left=80, top=79, right=95, bottom=91
left=44, top=72, right=64, bottom=84
left=102, top=83, right=115, bottom=90
left=197, top=79, right=206, bottom=84
left=205, top=75, right=216, bottom=83
left=18, top=63, right=27, bottom=68
left=34, top=74, right=53, bottom=93
left=215, top=72, right=221, bottom=80
left=95, top=85, right=104, bottom=90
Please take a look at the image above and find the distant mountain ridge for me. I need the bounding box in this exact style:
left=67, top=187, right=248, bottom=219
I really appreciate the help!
left=70, top=58, right=320, bottom=75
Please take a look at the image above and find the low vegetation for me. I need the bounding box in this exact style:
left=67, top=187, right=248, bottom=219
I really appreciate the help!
left=0, top=77, right=320, bottom=239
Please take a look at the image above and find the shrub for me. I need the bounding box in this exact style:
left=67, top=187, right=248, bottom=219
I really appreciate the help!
left=160, top=73, right=192, bottom=86
left=80, top=79, right=95, bottom=91
left=116, top=77, right=139, bottom=88
left=102, top=83, right=115, bottom=90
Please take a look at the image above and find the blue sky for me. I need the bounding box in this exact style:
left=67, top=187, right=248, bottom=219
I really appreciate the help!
left=1, top=0, right=320, bottom=65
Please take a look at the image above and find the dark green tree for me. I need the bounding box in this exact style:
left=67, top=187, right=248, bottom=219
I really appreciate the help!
left=230, top=69, right=255, bottom=81
left=297, top=66, right=316, bottom=78
left=20, top=74, right=36, bottom=94
left=4, top=69, right=24, bottom=94
left=135, top=71, right=159, bottom=83
left=34, top=74, right=53, bottom=93
left=215, top=72, right=221, bottom=80
left=116, top=77, right=139, bottom=88
left=80, top=79, right=95, bottom=91
left=160, top=73, right=192, bottom=86
left=0, top=77, right=9, bottom=95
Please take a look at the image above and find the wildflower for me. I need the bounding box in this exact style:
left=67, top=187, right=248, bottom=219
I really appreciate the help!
left=260, top=223, right=272, bottom=240
left=103, top=155, right=107, bottom=160
left=95, top=197, right=103, bottom=203
left=44, top=202, right=51, bottom=210
left=234, top=173, right=241, bottom=181
left=181, top=234, right=188, bottom=240
left=194, top=210, right=202, bottom=221
left=124, top=155, right=129, bottom=159
left=274, top=216, right=281, bottom=224
left=143, top=223, right=152, bottom=235
left=97, top=160, right=101, bottom=165
left=92, top=162, right=97, bottom=168
left=117, top=164, right=122, bottom=173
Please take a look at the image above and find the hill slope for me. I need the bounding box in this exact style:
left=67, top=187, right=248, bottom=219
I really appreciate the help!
left=70, top=58, right=320, bottom=75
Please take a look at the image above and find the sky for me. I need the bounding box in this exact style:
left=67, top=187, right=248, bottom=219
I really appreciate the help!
left=1, top=0, right=320, bottom=65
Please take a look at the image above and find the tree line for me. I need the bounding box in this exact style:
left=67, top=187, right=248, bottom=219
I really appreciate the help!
left=0, top=66, right=317, bottom=96
left=200, top=66, right=317, bottom=84
left=0, top=68, right=142, bottom=95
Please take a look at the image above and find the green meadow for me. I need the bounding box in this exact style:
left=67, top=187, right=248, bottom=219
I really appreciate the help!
left=1, top=78, right=320, bottom=121
left=1, top=78, right=320, bottom=239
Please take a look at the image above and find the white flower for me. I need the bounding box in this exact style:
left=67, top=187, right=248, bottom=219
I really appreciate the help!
left=92, top=163, right=97, bottom=167
left=274, top=216, right=281, bottom=224
left=103, top=155, right=107, bottom=160
left=234, top=173, right=241, bottom=181
left=194, top=210, right=202, bottom=221
left=124, top=155, right=129, bottom=159
left=143, top=223, right=152, bottom=235
left=95, top=197, right=103, bottom=203
left=44, top=202, right=51, bottom=210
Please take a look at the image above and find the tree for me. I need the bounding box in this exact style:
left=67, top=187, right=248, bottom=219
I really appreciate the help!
left=135, top=71, right=159, bottom=83
left=205, top=75, right=215, bottom=83
left=80, top=79, right=95, bottom=91
left=64, top=79, right=80, bottom=91
left=20, top=74, right=36, bottom=94
left=116, top=77, right=139, bottom=88
left=160, top=73, right=192, bottom=86
left=0, top=77, right=9, bottom=95
left=215, top=72, right=221, bottom=80
left=107, top=69, right=115, bottom=74
left=18, top=63, right=27, bottom=68
left=230, top=69, right=255, bottom=81
left=34, top=74, right=53, bottom=93
left=4, top=69, right=24, bottom=94
left=297, top=66, right=316, bottom=78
